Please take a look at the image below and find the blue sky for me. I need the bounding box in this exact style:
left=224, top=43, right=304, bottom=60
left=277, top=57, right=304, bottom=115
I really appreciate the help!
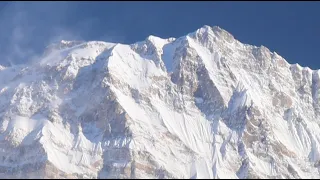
left=0, top=2, right=319, bottom=68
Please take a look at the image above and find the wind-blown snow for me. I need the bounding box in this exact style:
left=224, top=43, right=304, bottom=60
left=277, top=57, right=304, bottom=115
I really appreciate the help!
left=0, top=25, right=320, bottom=179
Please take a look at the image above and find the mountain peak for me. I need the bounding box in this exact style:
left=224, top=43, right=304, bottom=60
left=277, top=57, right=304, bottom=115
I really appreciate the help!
left=1, top=25, right=320, bottom=179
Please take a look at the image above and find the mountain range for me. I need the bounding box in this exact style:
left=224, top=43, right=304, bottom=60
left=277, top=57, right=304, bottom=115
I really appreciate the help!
left=0, top=25, right=319, bottom=178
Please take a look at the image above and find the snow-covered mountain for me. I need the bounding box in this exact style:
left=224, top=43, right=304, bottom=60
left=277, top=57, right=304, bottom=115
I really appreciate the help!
left=0, top=25, right=320, bottom=178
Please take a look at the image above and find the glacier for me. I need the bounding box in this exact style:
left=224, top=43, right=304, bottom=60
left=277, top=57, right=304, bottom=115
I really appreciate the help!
left=0, top=25, right=319, bottom=178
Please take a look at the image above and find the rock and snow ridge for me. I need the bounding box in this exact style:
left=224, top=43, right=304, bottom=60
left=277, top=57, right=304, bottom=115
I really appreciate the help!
left=0, top=25, right=320, bottom=178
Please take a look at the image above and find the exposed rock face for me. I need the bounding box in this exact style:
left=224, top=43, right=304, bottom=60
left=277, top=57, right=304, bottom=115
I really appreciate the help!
left=0, top=26, right=320, bottom=178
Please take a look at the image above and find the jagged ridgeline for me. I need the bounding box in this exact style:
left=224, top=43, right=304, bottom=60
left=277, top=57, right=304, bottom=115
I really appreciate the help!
left=0, top=25, right=319, bottom=178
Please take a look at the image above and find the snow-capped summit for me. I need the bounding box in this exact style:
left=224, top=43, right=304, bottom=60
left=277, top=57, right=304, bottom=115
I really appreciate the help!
left=0, top=25, right=320, bottom=179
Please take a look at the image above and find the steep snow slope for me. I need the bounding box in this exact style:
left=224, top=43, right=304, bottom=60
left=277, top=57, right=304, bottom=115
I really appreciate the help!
left=0, top=26, right=320, bottom=179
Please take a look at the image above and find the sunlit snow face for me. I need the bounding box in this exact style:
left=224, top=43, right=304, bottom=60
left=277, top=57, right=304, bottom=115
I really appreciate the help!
left=0, top=25, right=319, bottom=179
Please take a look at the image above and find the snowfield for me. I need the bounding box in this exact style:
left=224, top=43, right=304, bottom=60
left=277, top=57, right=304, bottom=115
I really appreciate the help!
left=0, top=25, right=320, bottom=178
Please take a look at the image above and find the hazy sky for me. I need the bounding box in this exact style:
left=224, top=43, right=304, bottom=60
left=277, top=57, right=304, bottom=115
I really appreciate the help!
left=0, top=2, right=319, bottom=68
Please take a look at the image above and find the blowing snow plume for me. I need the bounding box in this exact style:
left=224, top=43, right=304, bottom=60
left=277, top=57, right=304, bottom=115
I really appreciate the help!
left=0, top=2, right=86, bottom=66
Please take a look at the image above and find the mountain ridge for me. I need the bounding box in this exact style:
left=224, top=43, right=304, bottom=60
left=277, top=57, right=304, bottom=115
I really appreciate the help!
left=0, top=25, right=319, bottom=178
